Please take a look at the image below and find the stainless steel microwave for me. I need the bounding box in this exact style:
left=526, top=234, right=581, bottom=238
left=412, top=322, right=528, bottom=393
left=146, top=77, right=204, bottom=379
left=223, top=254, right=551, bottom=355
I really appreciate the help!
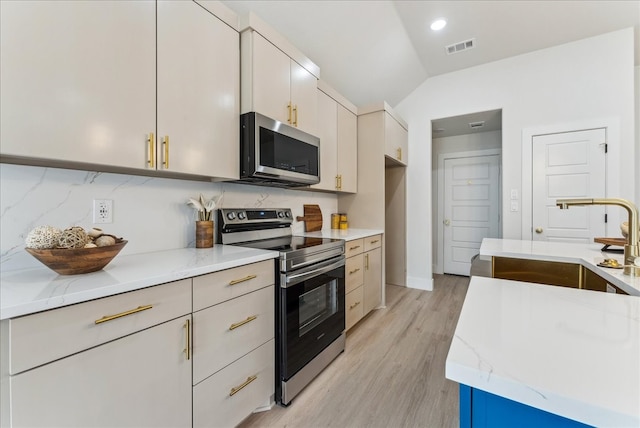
left=239, top=112, right=320, bottom=187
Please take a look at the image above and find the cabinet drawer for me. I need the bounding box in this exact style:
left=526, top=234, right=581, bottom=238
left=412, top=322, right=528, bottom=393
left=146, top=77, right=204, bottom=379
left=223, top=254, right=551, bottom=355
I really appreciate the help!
left=346, top=254, right=364, bottom=293
left=8, top=279, right=191, bottom=375
left=364, top=234, right=382, bottom=251
left=193, top=285, right=274, bottom=385
left=193, top=260, right=274, bottom=311
left=345, top=286, right=364, bottom=331
left=193, top=339, right=274, bottom=428
left=345, top=238, right=364, bottom=258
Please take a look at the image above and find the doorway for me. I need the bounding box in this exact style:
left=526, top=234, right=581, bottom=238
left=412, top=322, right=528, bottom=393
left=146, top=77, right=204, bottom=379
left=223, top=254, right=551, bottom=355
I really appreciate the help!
left=432, top=109, right=503, bottom=276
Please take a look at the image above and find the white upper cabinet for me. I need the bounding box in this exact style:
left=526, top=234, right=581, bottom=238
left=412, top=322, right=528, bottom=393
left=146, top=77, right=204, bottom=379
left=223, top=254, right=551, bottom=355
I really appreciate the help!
left=239, top=14, right=319, bottom=136
left=0, top=1, right=155, bottom=170
left=157, top=1, right=239, bottom=179
left=312, top=82, right=357, bottom=193
left=312, top=90, right=338, bottom=191
left=384, top=111, right=408, bottom=166
left=337, top=103, right=358, bottom=193
left=1, top=0, right=240, bottom=180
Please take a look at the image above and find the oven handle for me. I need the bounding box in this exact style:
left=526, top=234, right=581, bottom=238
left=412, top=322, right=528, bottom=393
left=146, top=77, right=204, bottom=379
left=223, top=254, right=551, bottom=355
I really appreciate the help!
left=283, top=256, right=345, bottom=288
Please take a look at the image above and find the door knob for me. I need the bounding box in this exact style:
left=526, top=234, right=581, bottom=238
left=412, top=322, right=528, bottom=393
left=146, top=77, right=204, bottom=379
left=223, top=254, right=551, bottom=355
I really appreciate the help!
left=535, top=227, right=543, bottom=234
left=444, top=219, right=451, bottom=226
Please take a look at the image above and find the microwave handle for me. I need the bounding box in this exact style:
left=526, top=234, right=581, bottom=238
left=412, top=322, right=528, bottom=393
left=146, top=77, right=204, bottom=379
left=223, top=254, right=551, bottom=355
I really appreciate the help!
left=283, top=257, right=345, bottom=288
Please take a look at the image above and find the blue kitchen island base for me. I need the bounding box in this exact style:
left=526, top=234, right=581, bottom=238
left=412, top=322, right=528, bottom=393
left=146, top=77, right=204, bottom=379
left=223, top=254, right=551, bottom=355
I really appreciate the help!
left=460, top=385, right=593, bottom=428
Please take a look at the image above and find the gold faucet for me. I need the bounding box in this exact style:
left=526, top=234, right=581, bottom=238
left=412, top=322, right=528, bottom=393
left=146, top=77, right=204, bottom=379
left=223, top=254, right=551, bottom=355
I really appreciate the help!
left=556, top=198, right=639, bottom=276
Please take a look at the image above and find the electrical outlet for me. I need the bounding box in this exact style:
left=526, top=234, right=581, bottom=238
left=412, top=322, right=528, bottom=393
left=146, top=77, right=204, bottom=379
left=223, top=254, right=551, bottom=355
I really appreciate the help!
left=93, top=199, right=113, bottom=224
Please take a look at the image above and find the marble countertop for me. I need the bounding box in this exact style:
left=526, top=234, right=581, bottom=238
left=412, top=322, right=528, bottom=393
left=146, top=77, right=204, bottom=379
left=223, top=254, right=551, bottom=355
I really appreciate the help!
left=446, top=276, right=639, bottom=427
left=0, top=245, right=278, bottom=320
left=480, top=238, right=640, bottom=295
left=300, top=228, right=384, bottom=241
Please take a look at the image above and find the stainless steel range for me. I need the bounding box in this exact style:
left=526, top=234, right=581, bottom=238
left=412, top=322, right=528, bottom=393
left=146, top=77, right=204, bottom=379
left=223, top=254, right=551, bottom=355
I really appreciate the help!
left=217, top=208, right=346, bottom=406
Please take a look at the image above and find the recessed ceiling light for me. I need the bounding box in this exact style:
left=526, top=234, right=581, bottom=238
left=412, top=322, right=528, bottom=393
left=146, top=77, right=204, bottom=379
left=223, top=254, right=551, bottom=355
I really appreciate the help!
left=430, top=19, right=447, bottom=31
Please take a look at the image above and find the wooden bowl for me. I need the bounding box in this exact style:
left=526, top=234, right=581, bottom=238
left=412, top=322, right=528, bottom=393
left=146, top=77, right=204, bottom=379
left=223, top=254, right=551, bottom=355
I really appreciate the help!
left=25, top=240, right=127, bottom=275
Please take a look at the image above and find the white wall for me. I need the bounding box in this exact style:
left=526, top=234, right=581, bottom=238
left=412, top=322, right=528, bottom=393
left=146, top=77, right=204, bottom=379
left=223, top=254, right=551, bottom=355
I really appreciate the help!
left=0, top=164, right=337, bottom=271
left=396, top=28, right=636, bottom=290
left=431, top=130, right=502, bottom=274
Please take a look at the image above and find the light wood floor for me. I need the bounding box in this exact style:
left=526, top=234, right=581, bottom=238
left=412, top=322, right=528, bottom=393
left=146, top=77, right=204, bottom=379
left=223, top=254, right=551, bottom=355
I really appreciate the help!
left=238, top=274, right=470, bottom=428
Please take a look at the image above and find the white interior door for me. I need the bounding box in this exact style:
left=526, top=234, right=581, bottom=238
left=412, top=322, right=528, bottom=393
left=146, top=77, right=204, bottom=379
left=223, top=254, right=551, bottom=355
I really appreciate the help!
left=532, top=129, right=606, bottom=243
left=444, top=155, right=500, bottom=276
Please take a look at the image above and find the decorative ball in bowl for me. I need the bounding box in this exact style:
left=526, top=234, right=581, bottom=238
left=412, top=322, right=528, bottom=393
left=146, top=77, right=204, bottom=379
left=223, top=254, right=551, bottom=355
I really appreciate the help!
left=26, top=239, right=128, bottom=275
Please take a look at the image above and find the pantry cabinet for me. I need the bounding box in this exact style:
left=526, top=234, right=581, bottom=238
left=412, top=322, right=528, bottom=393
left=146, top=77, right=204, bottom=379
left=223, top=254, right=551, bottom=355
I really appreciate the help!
left=240, top=24, right=319, bottom=135
left=312, top=82, right=358, bottom=193
left=2, top=279, right=192, bottom=428
left=0, top=0, right=239, bottom=180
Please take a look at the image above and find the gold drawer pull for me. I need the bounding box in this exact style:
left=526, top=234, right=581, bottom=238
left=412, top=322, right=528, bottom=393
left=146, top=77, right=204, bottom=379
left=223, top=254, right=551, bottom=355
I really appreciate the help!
left=229, top=315, right=257, bottom=330
left=183, top=319, right=191, bottom=360
left=147, top=132, right=155, bottom=168
left=163, top=135, right=169, bottom=169
left=349, top=245, right=360, bottom=251
left=370, top=239, right=379, bottom=244
left=349, top=301, right=361, bottom=310
left=230, top=375, right=257, bottom=397
left=229, top=274, right=257, bottom=286
left=95, top=305, right=153, bottom=324
left=349, top=268, right=361, bottom=275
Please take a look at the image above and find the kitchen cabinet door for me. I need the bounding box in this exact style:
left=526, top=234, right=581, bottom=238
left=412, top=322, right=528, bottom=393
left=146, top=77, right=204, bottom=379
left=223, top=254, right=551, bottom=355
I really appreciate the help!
left=337, top=104, right=358, bottom=193
left=157, top=0, right=239, bottom=179
left=242, top=30, right=318, bottom=135
left=384, top=112, right=408, bottom=165
left=290, top=60, right=318, bottom=135
left=245, top=31, right=292, bottom=126
left=311, top=90, right=338, bottom=191
left=363, top=247, right=382, bottom=314
left=0, top=1, right=155, bottom=170
left=10, top=315, right=192, bottom=428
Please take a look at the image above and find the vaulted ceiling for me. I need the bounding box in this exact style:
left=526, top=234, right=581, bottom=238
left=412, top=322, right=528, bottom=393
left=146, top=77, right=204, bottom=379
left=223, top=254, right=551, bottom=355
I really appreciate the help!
left=222, top=1, right=640, bottom=108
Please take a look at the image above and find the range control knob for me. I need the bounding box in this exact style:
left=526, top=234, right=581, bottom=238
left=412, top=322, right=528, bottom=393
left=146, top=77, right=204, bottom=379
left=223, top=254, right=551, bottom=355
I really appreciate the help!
left=278, top=211, right=285, bottom=218
left=238, top=212, right=246, bottom=220
left=226, top=212, right=236, bottom=220
left=284, top=211, right=291, bottom=218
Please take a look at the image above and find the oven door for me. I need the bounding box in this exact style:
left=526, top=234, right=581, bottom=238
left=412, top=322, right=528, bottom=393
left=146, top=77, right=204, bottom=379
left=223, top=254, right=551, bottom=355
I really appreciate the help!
left=279, top=256, right=345, bottom=380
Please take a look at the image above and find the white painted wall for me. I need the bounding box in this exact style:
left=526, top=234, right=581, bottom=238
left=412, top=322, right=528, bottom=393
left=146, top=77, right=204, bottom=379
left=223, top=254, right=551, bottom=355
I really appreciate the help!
left=0, top=164, right=337, bottom=271
left=431, top=130, right=502, bottom=274
left=396, top=28, right=636, bottom=290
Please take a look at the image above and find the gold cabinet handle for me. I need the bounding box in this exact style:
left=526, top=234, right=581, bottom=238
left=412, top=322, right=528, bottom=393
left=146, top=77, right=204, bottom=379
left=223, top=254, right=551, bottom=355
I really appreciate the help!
left=293, top=104, right=298, bottom=127
left=349, top=301, right=361, bottom=310
left=370, top=239, right=379, bottom=244
left=229, top=375, right=257, bottom=397
left=349, top=268, right=360, bottom=275
left=229, top=315, right=257, bottom=331
left=287, top=103, right=293, bottom=125
left=95, top=304, right=153, bottom=324
left=338, top=174, right=342, bottom=190
left=335, top=175, right=339, bottom=190
left=147, top=132, right=155, bottom=168
left=365, top=254, right=370, bottom=270
left=163, top=135, right=169, bottom=169
left=229, top=274, right=257, bottom=286
left=349, top=245, right=360, bottom=251
left=183, top=318, right=191, bottom=360
left=397, top=147, right=402, bottom=161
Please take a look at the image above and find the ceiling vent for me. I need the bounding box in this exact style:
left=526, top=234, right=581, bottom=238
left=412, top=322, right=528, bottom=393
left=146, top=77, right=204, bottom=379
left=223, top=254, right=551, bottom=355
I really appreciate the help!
left=446, top=38, right=475, bottom=55
left=469, top=121, right=485, bottom=129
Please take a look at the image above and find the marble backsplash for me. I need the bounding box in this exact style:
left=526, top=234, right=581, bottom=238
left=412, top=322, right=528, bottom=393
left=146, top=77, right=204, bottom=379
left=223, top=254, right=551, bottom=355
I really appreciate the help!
left=0, top=164, right=337, bottom=271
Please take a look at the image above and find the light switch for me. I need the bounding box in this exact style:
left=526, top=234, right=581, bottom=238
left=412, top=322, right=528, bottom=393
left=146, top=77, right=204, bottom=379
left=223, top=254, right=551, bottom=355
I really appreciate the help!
left=510, top=201, right=519, bottom=212
left=510, top=189, right=518, bottom=200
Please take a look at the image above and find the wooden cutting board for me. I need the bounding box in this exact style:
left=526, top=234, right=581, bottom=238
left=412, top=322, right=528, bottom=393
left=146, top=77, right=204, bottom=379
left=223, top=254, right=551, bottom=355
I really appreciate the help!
left=296, top=205, right=322, bottom=232
left=594, top=237, right=626, bottom=247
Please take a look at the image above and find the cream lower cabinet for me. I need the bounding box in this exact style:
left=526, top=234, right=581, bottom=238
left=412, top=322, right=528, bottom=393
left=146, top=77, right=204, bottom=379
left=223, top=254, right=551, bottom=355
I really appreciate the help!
left=2, top=279, right=192, bottom=428
left=344, top=234, right=383, bottom=330
left=192, top=260, right=275, bottom=428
